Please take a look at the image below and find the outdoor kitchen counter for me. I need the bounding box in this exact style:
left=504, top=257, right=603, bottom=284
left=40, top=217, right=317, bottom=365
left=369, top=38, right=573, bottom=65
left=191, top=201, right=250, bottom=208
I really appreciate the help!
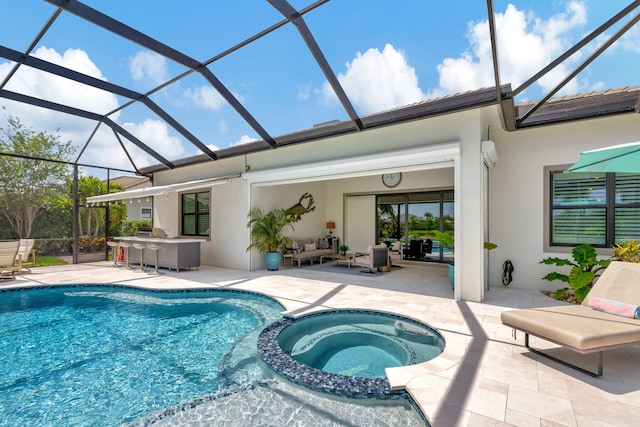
left=115, top=237, right=206, bottom=271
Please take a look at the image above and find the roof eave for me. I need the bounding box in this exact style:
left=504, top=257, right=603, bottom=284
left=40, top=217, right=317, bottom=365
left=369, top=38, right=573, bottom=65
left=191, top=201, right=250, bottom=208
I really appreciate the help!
left=517, top=94, right=640, bottom=129
left=140, top=85, right=512, bottom=174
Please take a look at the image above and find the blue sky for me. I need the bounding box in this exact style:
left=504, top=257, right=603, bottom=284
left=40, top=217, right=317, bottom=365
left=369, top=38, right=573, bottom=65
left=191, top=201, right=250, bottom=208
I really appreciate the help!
left=1, top=1, right=638, bottom=174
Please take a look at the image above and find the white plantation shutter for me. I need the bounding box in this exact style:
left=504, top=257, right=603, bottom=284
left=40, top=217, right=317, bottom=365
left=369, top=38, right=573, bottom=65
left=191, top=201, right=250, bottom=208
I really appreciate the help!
left=615, top=174, right=640, bottom=242
left=550, top=171, right=640, bottom=246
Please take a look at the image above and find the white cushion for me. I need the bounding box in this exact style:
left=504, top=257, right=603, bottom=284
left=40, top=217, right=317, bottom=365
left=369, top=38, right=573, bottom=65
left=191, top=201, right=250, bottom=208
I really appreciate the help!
left=304, top=243, right=316, bottom=252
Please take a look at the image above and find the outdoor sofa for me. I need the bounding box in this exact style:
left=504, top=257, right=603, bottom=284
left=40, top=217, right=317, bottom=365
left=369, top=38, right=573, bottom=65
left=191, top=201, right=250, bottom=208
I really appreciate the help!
left=501, top=261, right=640, bottom=376
left=287, top=238, right=333, bottom=267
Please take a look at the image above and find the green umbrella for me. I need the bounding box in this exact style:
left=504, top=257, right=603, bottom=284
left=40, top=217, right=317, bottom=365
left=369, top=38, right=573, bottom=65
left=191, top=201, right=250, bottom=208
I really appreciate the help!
left=565, top=142, right=640, bottom=173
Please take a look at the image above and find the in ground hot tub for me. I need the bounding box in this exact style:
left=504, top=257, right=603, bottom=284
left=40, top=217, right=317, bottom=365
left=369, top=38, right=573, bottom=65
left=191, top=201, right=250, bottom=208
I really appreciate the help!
left=257, top=309, right=445, bottom=399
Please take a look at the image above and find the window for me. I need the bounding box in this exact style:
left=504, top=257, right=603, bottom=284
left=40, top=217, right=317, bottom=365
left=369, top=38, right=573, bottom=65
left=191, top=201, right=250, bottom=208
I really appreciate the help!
left=182, top=191, right=210, bottom=236
left=140, top=207, right=152, bottom=219
left=549, top=170, right=640, bottom=247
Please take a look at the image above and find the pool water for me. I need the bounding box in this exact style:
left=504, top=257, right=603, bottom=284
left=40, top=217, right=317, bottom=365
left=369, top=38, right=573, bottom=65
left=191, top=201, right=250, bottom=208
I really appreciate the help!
left=0, top=286, right=282, bottom=426
left=0, top=286, right=428, bottom=427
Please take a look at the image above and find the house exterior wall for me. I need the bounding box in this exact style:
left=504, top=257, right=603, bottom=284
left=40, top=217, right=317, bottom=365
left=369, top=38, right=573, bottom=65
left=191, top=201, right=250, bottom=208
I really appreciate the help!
left=125, top=200, right=153, bottom=221
left=487, top=113, right=640, bottom=292
left=150, top=107, right=490, bottom=300
left=146, top=106, right=640, bottom=301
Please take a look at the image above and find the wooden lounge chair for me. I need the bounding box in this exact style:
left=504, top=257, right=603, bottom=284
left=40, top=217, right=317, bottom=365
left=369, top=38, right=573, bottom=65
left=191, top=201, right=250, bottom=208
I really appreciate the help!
left=0, top=240, right=21, bottom=281
left=501, top=261, right=640, bottom=377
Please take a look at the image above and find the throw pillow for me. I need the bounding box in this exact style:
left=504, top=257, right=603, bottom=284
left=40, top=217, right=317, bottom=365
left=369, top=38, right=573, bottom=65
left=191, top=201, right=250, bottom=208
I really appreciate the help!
left=590, top=297, right=640, bottom=319
left=304, top=243, right=316, bottom=252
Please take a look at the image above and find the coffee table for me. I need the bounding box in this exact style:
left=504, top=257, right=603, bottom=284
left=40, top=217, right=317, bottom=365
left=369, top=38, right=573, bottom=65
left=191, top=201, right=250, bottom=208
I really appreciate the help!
left=320, top=253, right=352, bottom=269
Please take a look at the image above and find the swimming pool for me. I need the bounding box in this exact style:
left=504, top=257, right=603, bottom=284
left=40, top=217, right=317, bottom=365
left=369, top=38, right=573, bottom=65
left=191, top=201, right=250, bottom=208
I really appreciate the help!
left=0, top=286, right=428, bottom=426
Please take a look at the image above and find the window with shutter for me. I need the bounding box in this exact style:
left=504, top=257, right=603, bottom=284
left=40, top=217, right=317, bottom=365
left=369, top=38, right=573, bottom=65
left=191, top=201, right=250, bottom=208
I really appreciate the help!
left=181, top=191, right=210, bottom=237
left=549, top=170, right=640, bottom=247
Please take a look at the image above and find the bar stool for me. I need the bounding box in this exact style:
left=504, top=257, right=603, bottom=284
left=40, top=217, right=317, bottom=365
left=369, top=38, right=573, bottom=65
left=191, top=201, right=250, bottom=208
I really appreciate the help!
left=118, top=242, right=133, bottom=269
left=146, top=244, right=164, bottom=275
left=132, top=243, right=147, bottom=273
left=106, top=241, right=119, bottom=267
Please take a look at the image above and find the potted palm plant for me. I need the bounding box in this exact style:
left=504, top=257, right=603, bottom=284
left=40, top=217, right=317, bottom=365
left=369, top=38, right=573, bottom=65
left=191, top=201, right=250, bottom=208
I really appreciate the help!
left=246, top=207, right=297, bottom=271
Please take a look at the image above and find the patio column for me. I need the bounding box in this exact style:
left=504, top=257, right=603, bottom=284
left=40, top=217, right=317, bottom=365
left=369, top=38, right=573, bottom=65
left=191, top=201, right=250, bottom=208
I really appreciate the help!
left=454, top=140, right=486, bottom=302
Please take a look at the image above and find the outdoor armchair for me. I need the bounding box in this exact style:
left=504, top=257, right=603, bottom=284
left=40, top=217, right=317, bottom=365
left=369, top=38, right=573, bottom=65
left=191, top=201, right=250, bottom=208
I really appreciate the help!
left=351, top=244, right=389, bottom=273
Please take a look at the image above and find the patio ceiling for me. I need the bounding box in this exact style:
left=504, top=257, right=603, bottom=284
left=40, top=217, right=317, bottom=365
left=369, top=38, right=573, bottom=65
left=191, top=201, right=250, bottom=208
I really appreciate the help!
left=1, top=0, right=639, bottom=175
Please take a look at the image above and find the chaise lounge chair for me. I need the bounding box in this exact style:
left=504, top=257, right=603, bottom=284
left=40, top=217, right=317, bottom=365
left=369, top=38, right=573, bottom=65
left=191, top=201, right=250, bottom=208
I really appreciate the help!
left=14, top=238, right=36, bottom=273
left=0, top=240, right=21, bottom=281
left=501, top=261, right=640, bottom=377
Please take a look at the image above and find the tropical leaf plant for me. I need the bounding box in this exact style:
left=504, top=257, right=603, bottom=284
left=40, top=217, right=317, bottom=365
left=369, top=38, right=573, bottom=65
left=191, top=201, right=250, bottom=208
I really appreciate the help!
left=246, top=207, right=297, bottom=253
left=612, top=239, right=640, bottom=263
left=540, top=243, right=611, bottom=303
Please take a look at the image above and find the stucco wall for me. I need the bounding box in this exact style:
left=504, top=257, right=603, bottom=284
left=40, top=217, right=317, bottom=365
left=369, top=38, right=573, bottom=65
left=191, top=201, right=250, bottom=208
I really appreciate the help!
left=487, top=113, right=640, bottom=291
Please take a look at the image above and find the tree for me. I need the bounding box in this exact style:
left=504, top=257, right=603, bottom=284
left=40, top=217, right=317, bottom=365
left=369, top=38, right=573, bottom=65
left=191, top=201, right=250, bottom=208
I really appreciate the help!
left=0, top=116, right=76, bottom=238
left=76, top=175, right=126, bottom=237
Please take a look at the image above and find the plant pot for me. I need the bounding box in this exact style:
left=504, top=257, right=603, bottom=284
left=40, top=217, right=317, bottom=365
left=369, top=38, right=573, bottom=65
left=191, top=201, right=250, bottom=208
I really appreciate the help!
left=448, top=264, right=454, bottom=288
left=264, top=252, right=283, bottom=271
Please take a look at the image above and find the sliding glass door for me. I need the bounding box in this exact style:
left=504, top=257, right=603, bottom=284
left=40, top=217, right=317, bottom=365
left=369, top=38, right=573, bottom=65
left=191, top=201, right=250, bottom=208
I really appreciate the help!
left=377, top=190, right=454, bottom=263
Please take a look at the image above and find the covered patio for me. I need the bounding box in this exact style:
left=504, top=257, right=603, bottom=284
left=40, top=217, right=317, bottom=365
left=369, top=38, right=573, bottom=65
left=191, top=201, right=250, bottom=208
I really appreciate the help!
left=2, top=261, right=639, bottom=426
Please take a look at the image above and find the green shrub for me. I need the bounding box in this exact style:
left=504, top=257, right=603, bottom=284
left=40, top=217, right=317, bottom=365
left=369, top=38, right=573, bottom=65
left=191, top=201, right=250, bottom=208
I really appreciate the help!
left=613, top=240, right=640, bottom=263
left=119, top=220, right=152, bottom=237
left=540, top=244, right=611, bottom=303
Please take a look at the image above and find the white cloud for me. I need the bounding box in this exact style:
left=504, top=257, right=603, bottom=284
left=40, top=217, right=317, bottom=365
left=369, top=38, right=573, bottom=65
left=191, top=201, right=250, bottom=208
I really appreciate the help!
left=218, top=119, right=229, bottom=134
left=615, top=19, right=640, bottom=53
left=129, top=51, right=168, bottom=85
left=1, top=46, right=120, bottom=118
left=431, top=1, right=588, bottom=98
left=298, top=81, right=312, bottom=100
left=122, top=119, right=186, bottom=160
left=229, top=134, right=257, bottom=147
left=0, top=46, right=191, bottom=171
left=201, top=134, right=256, bottom=153
left=183, top=85, right=225, bottom=111
left=0, top=46, right=127, bottom=170
left=322, top=44, right=425, bottom=114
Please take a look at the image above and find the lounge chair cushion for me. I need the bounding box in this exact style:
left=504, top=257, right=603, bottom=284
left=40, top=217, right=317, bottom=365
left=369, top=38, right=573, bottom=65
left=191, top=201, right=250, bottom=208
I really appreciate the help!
left=501, top=304, right=640, bottom=352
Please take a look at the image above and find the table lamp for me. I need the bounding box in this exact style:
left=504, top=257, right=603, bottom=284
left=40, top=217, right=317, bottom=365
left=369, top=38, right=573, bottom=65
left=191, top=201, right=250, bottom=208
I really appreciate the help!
left=326, top=221, right=335, bottom=236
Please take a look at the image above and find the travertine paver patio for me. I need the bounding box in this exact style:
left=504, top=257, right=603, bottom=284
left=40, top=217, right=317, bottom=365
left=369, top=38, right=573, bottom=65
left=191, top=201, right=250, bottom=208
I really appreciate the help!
left=2, top=261, right=639, bottom=426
